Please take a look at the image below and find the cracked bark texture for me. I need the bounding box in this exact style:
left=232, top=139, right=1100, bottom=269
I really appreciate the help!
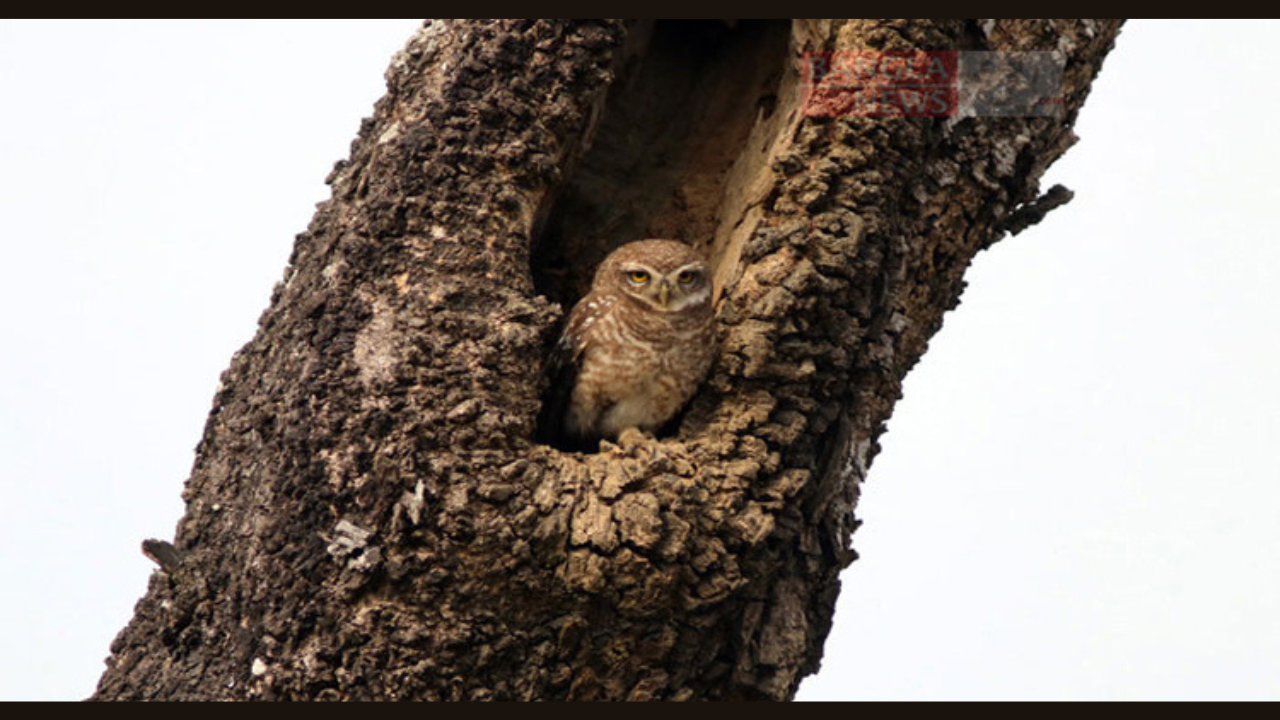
left=92, top=19, right=1123, bottom=701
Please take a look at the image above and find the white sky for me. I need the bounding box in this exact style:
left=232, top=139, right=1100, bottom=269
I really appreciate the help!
left=1, top=20, right=1277, bottom=701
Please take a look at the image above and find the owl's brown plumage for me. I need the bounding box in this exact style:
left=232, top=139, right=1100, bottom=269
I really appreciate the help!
left=540, top=240, right=716, bottom=447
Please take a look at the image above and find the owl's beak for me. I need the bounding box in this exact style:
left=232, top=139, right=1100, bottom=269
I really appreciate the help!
left=657, top=283, right=670, bottom=308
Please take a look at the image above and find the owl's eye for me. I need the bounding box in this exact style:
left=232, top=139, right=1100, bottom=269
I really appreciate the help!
left=677, top=269, right=699, bottom=285
left=626, top=270, right=650, bottom=285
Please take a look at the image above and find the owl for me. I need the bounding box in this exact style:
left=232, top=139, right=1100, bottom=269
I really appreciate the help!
left=540, top=240, right=716, bottom=447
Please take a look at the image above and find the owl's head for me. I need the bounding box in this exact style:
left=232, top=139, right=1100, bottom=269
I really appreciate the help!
left=595, top=240, right=712, bottom=314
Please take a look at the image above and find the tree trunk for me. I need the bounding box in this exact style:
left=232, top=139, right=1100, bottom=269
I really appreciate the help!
left=92, top=19, right=1123, bottom=701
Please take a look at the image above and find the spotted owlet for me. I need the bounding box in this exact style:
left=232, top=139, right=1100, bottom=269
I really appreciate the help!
left=540, top=239, right=716, bottom=447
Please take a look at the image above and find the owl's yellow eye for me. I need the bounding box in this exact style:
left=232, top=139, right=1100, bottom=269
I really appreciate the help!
left=677, top=269, right=699, bottom=285
left=627, top=270, right=650, bottom=285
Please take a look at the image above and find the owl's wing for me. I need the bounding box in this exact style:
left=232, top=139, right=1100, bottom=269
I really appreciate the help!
left=535, top=300, right=590, bottom=446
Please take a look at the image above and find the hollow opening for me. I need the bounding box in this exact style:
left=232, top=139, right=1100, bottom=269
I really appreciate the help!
left=532, top=19, right=797, bottom=449
left=532, top=19, right=794, bottom=306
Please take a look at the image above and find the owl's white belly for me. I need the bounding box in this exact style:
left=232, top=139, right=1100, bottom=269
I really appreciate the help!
left=597, top=378, right=679, bottom=437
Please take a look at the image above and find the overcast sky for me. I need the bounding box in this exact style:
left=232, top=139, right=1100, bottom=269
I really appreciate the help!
left=1, top=20, right=1277, bottom=701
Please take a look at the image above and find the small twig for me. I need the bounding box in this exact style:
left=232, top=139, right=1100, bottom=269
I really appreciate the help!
left=141, top=538, right=185, bottom=574
left=1002, top=183, right=1075, bottom=236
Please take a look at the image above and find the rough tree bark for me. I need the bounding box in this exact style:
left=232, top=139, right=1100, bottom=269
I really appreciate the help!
left=93, top=19, right=1123, bottom=700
